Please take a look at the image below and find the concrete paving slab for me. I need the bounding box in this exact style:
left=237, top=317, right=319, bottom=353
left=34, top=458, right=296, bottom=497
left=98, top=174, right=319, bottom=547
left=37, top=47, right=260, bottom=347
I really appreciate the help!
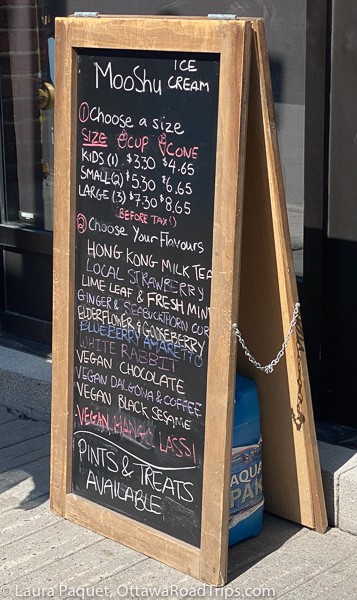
left=318, top=440, right=357, bottom=526
left=92, top=554, right=198, bottom=600
left=0, top=417, right=49, bottom=450
left=0, top=345, right=52, bottom=382
left=1, top=492, right=357, bottom=598
left=225, top=527, right=357, bottom=598
left=0, top=428, right=49, bottom=462
left=0, top=374, right=51, bottom=422
left=1, top=404, right=357, bottom=599
left=339, top=467, right=357, bottom=535
left=277, top=552, right=357, bottom=599
left=0, top=345, right=51, bottom=422
left=1, top=520, right=103, bottom=585
left=227, top=514, right=302, bottom=578
left=0, top=405, right=18, bottom=425
left=0, top=433, right=49, bottom=473
left=16, top=537, right=146, bottom=595
left=0, top=499, right=57, bottom=548
left=0, top=454, right=49, bottom=493
left=0, top=455, right=49, bottom=513
left=32, top=517, right=353, bottom=600
left=0, top=410, right=50, bottom=518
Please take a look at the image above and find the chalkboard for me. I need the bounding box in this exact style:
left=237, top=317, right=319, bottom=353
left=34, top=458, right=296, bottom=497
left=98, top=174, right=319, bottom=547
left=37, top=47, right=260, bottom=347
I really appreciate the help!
left=72, top=49, right=220, bottom=546
left=51, top=17, right=327, bottom=586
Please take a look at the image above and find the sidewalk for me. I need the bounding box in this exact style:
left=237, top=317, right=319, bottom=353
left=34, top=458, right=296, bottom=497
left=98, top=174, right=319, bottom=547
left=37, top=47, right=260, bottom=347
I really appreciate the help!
left=1, top=405, right=357, bottom=600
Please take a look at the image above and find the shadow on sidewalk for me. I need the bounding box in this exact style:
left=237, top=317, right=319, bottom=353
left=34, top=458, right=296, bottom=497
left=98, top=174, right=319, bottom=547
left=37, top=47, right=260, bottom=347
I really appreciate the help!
left=0, top=407, right=50, bottom=510
left=1, top=406, right=304, bottom=583
left=228, top=513, right=302, bottom=582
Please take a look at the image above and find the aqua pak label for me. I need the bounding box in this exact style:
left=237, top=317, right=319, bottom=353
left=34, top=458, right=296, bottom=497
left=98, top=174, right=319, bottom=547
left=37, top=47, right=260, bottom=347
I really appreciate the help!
left=229, top=437, right=263, bottom=528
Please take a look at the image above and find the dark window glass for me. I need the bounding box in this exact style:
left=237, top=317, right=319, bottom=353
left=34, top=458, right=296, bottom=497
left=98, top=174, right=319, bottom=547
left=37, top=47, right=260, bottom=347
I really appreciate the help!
left=0, top=1, right=55, bottom=230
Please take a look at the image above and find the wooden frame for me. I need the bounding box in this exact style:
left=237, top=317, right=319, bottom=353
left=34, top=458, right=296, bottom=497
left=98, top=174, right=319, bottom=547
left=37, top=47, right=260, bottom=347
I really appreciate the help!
left=51, top=16, right=251, bottom=586
left=237, top=21, right=327, bottom=534
left=51, top=15, right=327, bottom=587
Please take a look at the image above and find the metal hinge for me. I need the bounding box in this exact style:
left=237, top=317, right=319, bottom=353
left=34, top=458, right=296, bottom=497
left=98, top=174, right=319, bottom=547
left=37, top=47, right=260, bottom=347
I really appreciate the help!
left=208, top=14, right=239, bottom=20
left=73, top=12, right=100, bottom=18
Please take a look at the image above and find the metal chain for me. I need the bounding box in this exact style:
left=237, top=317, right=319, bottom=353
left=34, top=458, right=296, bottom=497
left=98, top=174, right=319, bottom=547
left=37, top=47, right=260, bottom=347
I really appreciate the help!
left=232, top=302, right=300, bottom=374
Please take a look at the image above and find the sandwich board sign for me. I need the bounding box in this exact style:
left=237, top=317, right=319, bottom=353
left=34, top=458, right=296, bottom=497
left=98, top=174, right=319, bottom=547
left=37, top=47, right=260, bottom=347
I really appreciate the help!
left=51, top=15, right=327, bottom=586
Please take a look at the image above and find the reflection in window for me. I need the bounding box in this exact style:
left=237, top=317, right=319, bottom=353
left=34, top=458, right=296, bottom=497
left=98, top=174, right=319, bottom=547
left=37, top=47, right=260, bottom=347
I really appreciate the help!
left=0, top=1, right=54, bottom=230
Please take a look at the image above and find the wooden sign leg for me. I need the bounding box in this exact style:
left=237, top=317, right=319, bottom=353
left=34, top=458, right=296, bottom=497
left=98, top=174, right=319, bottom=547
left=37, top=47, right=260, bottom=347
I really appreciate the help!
left=199, top=21, right=252, bottom=587
left=237, top=20, right=327, bottom=533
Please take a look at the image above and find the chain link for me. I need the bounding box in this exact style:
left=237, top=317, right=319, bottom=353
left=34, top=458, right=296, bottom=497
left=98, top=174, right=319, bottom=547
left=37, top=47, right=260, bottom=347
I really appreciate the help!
left=232, top=302, right=300, bottom=374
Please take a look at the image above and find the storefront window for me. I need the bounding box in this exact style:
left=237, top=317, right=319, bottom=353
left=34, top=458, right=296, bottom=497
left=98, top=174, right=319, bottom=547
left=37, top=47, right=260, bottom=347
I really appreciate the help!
left=0, top=1, right=54, bottom=230
left=0, top=2, right=305, bottom=275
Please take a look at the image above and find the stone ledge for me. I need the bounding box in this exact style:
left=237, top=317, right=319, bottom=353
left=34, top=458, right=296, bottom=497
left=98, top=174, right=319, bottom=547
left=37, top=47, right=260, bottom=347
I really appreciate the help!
left=318, top=440, right=357, bottom=535
left=0, top=345, right=51, bottom=422
left=339, top=468, right=357, bottom=535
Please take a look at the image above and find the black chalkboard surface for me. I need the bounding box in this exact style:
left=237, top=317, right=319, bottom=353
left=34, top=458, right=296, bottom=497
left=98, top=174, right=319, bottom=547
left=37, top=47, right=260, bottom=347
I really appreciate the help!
left=72, top=50, right=220, bottom=547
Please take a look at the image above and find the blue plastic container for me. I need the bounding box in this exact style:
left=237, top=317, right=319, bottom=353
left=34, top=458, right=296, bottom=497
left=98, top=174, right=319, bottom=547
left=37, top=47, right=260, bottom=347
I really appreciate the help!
left=229, top=374, right=264, bottom=546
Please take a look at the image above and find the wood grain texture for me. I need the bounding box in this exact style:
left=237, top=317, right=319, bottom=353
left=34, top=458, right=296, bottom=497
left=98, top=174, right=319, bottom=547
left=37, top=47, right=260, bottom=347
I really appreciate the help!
left=65, top=494, right=200, bottom=579
left=255, top=20, right=327, bottom=533
left=50, top=16, right=252, bottom=586
left=236, top=20, right=327, bottom=532
left=199, top=20, right=251, bottom=586
left=51, top=16, right=326, bottom=590
left=60, top=16, right=223, bottom=52
left=50, top=19, right=76, bottom=517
